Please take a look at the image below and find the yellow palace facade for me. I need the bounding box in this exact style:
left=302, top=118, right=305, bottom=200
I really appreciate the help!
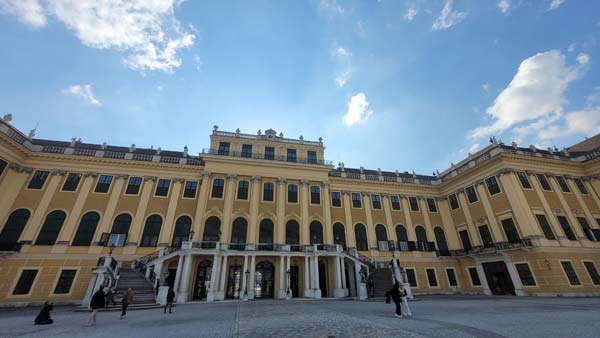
left=1, top=115, right=600, bottom=306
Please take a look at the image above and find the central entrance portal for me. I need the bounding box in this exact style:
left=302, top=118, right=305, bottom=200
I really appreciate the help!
left=193, top=260, right=213, bottom=300
left=482, top=261, right=515, bottom=295
left=255, top=261, right=274, bottom=298
left=226, top=265, right=243, bottom=299
left=290, top=265, right=299, bottom=297
left=319, top=260, right=327, bottom=297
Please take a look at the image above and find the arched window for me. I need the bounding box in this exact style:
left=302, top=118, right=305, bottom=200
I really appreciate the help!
left=35, top=210, right=66, bottom=245
left=140, top=214, right=162, bottom=247
left=285, top=220, right=300, bottom=248
left=375, top=224, right=388, bottom=242
left=259, top=219, right=274, bottom=250
left=434, top=227, right=448, bottom=255
left=354, top=223, right=368, bottom=251
left=202, top=216, right=221, bottom=242
left=0, top=209, right=30, bottom=249
left=111, top=214, right=132, bottom=234
left=395, top=224, right=409, bottom=251
left=171, top=216, right=192, bottom=248
left=415, top=225, right=428, bottom=251
left=230, top=217, right=248, bottom=250
left=72, top=212, right=100, bottom=246
left=333, top=222, right=346, bottom=250
left=310, top=221, right=323, bottom=244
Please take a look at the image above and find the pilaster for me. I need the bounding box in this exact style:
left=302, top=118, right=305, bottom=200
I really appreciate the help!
left=192, top=171, right=211, bottom=240
left=362, top=193, right=376, bottom=249
left=321, top=181, right=332, bottom=244
left=158, top=179, right=184, bottom=246
left=20, top=171, right=63, bottom=245
left=300, top=179, right=309, bottom=245
left=221, top=174, right=237, bottom=244
left=125, top=176, right=156, bottom=251
left=456, top=191, right=482, bottom=246
left=248, top=176, right=261, bottom=243
left=276, top=177, right=286, bottom=244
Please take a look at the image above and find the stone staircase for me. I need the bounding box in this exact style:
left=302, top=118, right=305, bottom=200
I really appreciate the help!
left=366, top=268, right=394, bottom=298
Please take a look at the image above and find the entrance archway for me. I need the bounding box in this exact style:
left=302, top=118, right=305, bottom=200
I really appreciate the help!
left=255, top=261, right=274, bottom=298
left=193, top=260, right=213, bottom=300
left=482, top=261, right=515, bottom=295
left=226, top=265, right=243, bottom=299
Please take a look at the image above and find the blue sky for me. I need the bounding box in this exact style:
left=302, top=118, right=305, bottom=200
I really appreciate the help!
left=0, top=0, right=599, bottom=174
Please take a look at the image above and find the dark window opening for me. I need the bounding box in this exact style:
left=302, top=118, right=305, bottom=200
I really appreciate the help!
left=501, top=218, right=521, bottom=243
left=447, top=269, right=457, bottom=287
left=72, top=212, right=100, bottom=246
left=331, top=191, right=341, bottom=207
left=449, top=194, right=459, bottom=210
left=355, top=224, right=368, bottom=251
left=126, top=177, right=142, bottom=195
left=517, top=172, right=531, bottom=189
left=406, top=269, right=417, bottom=287
left=535, top=214, right=556, bottom=240
left=94, top=175, right=113, bottom=193
left=561, top=261, right=581, bottom=286
left=287, top=149, right=296, bottom=162
left=35, top=210, right=66, bottom=245
left=584, top=261, right=600, bottom=285
left=28, top=170, right=49, bottom=189
left=241, top=144, right=252, bottom=158
left=466, top=186, right=478, bottom=203
left=427, top=198, right=437, bottom=212
left=557, top=216, right=577, bottom=241
left=211, top=179, right=224, bottom=198
left=352, top=193, right=362, bottom=208
left=556, top=176, right=570, bottom=193
left=478, top=224, right=494, bottom=247
left=140, top=215, right=162, bottom=247
left=54, top=269, right=77, bottom=294
left=155, top=179, right=171, bottom=197
left=409, top=197, right=419, bottom=211
left=171, top=216, right=192, bottom=248
left=574, top=178, right=588, bottom=194
left=62, top=173, right=82, bottom=191
left=307, top=151, right=317, bottom=164
left=13, top=269, right=38, bottom=295
left=237, top=181, right=249, bottom=200
left=391, top=195, right=401, bottom=210
left=485, top=176, right=501, bottom=196
left=218, top=142, right=230, bottom=156
left=537, top=174, right=552, bottom=191
left=310, top=186, right=320, bottom=204
left=183, top=181, right=198, bottom=198
left=288, top=184, right=298, bottom=203
left=468, top=267, right=481, bottom=286
left=515, top=263, right=536, bottom=286
left=263, top=182, right=274, bottom=201
left=264, top=146, right=275, bottom=160
left=459, top=230, right=472, bottom=252
left=310, top=221, right=323, bottom=244
left=426, top=268, right=438, bottom=287
left=371, top=195, right=381, bottom=209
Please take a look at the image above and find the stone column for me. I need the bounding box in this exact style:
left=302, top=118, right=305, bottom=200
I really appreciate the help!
left=278, top=255, right=286, bottom=298
left=177, top=254, right=193, bottom=302
left=221, top=174, right=237, bottom=244
left=19, top=170, right=64, bottom=245
left=248, top=255, right=256, bottom=299
left=456, top=190, right=482, bottom=246
left=504, top=259, right=525, bottom=296
left=276, top=178, right=286, bottom=244
left=173, top=255, right=184, bottom=293
left=303, top=255, right=313, bottom=298
left=333, top=255, right=344, bottom=297
left=192, top=171, right=211, bottom=239
left=313, top=255, right=321, bottom=299
left=241, top=255, right=249, bottom=300
left=340, top=257, right=347, bottom=289
left=475, top=180, right=504, bottom=242
left=300, top=179, right=310, bottom=244
left=362, top=192, right=376, bottom=250
left=247, top=176, right=261, bottom=244
left=207, top=254, right=220, bottom=302
left=218, top=255, right=229, bottom=300
left=322, top=181, right=333, bottom=244
left=0, top=165, right=30, bottom=228
left=124, top=176, right=156, bottom=253
left=158, top=178, right=184, bottom=247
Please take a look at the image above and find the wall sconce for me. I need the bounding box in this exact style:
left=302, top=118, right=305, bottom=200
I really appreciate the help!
left=544, top=259, right=551, bottom=270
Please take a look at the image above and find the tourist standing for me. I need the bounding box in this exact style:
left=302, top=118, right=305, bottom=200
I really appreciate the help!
left=104, top=286, right=115, bottom=308
left=34, top=301, right=54, bottom=325
left=388, top=282, right=403, bottom=318
left=120, top=288, right=134, bottom=319
left=399, top=283, right=412, bottom=317
left=164, top=287, right=175, bottom=314
left=87, top=287, right=105, bottom=326
left=368, top=279, right=375, bottom=297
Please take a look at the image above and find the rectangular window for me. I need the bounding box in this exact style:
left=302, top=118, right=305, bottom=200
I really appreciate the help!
left=62, top=173, right=82, bottom=191
left=263, top=182, right=274, bottom=201
left=466, top=186, right=478, bottom=203
left=28, top=170, right=49, bottom=189
left=517, top=172, right=532, bottom=189
left=478, top=224, right=494, bottom=247
left=485, top=176, right=501, bottom=196
left=0, top=159, right=6, bottom=176
left=13, top=269, right=38, bottom=295
left=288, top=184, right=298, bottom=203
left=556, top=176, right=571, bottom=193
left=126, top=177, right=142, bottom=195
left=371, top=195, right=381, bottom=209
left=155, top=179, right=171, bottom=197
left=211, top=178, right=224, bottom=198
left=409, top=197, right=419, bottom=211
left=537, top=174, right=552, bottom=191
left=557, top=215, right=577, bottom=240
left=515, top=263, right=536, bottom=286
left=94, top=175, right=113, bottom=193
left=583, top=261, right=600, bottom=285
left=446, top=268, right=458, bottom=287
left=390, top=195, right=401, bottom=210
left=307, top=151, right=317, bottom=164
left=54, top=269, right=77, bottom=294
left=501, top=218, right=521, bottom=243
left=217, top=142, right=230, bottom=155
left=577, top=217, right=595, bottom=241
left=264, top=146, right=275, bottom=160
left=448, top=194, right=459, bottom=210
left=460, top=230, right=472, bottom=251
left=405, top=268, right=417, bottom=287
left=310, top=186, right=320, bottom=204
left=468, top=267, right=481, bottom=286
left=241, top=144, right=252, bottom=158
left=237, top=181, right=249, bottom=200
left=574, top=178, right=588, bottom=194
left=535, top=214, right=556, bottom=240
left=426, top=268, right=438, bottom=287
left=561, top=261, right=581, bottom=286
left=287, top=149, right=297, bottom=162
left=331, top=191, right=341, bottom=207
left=352, top=193, right=362, bottom=208
left=183, top=181, right=198, bottom=198
left=427, top=198, right=437, bottom=212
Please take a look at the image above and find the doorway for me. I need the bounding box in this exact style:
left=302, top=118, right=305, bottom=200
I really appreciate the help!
left=193, top=260, right=212, bottom=300
left=255, top=261, right=274, bottom=299
left=290, top=265, right=299, bottom=297
left=482, top=261, right=515, bottom=295
left=226, top=265, right=243, bottom=299
left=318, top=260, right=327, bottom=297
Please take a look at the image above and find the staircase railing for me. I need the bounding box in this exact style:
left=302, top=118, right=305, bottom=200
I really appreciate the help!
left=82, top=255, right=121, bottom=307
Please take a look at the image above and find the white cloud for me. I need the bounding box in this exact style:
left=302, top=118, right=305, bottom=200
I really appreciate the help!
left=62, top=84, right=101, bottom=106
left=319, top=0, right=344, bottom=15
left=497, top=0, right=510, bottom=14
left=404, top=7, right=417, bottom=22
left=3, top=0, right=195, bottom=72
left=0, top=0, right=46, bottom=28
left=548, top=0, right=565, bottom=10
left=468, top=143, right=480, bottom=153
left=576, top=53, right=590, bottom=65
left=482, top=83, right=491, bottom=92
left=432, top=0, right=467, bottom=31
left=333, top=47, right=353, bottom=88
left=343, top=93, right=373, bottom=127
left=567, top=43, right=576, bottom=52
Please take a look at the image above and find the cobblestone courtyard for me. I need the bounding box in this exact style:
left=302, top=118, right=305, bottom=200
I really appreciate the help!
left=1, top=296, right=600, bottom=338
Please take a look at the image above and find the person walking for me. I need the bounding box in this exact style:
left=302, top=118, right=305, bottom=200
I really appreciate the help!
left=87, top=287, right=105, bottom=326
left=388, top=282, right=403, bottom=318
left=399, top=283, right=412, bottom=317
left=120, top=288, right=134, bottom=319
left=104, top=286, right=116, bottom=308
left=368, top=279, right=375, bottom=298
left=34, top=301, right=54, bottom=325
left=164, top=287, right=175, bottom=314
